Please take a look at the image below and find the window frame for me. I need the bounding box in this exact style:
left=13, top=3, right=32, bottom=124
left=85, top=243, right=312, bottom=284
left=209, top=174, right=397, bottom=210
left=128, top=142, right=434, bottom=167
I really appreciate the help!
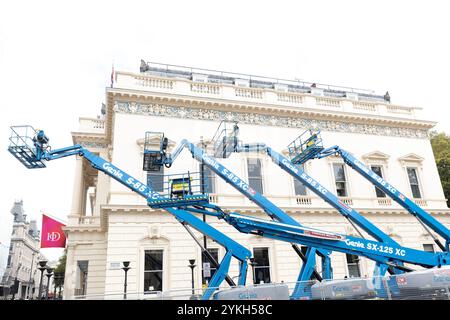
left=143, top=249, right=164, bottom=293
left=292, top=163, right=308, bottom=196
left=251, top=247, right=272, bottom=285
left=345, top=253, right=361, bottom=278
left=370, top=165, right=387, bottom=198
left=201, top=248, right=220, bottom=285
left=246, top=158, right=264, bottom=195
left=332, top=162, right=350, bottom=197
left=406, top=166, right=423, bottom=199
left=139, top=245, right=168, bottom=294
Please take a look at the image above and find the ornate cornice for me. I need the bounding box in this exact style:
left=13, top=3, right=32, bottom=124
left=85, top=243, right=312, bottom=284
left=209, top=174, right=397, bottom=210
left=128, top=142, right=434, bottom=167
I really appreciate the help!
left=113, top=101, right=430, bottom=139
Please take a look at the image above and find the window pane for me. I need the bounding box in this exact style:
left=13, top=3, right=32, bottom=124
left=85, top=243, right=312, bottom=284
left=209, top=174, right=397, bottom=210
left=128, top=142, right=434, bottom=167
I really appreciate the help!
left=333, top=164, right=348, bottom=196
left=347, top=264, right=361, bottom=278
left=253, top=248, right=270, bottom=266
left=346, top=254, right=361, bottom=278
left=407, top=167, right=419, bottom=185
left=346, top=254, right=359, bottom=264
left=336, top=182, right=347, bottom=197
left=145, top=250, right=163, bottom=271
left=202, top=166, right=216, bottom=194
left=247, top=159, right=263, bottom=194
left=147, top=166, right=164, bottom=192
left=371, top=166, right=386, bottom=198
left=294, top=165, right=307, bottom=195
left=144, top=272, right=163, bottom=291
left=423, top=244, right=435, bottom=253
left=411, top=185, right=421, bottom=198
left=254, top=267, right=271, bottom=284
left=407, top=168, right=421, bottom=198
left=248, top=159, right=262, bottom=177
left=294, top=180, right=307, bottom=195
left=333, top=164, right=346, bottom=182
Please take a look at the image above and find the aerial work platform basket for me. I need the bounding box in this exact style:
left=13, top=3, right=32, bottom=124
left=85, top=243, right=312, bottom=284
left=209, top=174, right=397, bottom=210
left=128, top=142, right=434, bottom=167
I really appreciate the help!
left=143, top=131, right=168, bottom=171
left=288, top=129, right=324, bottom=165
left=146, top=171, right=210, bottom=209
left=147, top=171, right=210, bottom=208
left=211, top=121, right=239, bottom=158
left=8, top=126, right=47, bottom=169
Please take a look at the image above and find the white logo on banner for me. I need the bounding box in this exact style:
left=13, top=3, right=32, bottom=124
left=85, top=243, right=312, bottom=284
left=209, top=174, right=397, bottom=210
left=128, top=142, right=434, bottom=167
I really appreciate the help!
left=47, top=232, right=61, bottom=241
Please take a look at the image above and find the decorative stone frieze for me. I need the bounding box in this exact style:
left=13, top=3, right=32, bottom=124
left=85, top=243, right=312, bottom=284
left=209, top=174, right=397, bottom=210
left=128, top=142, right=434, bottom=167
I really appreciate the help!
left=114, top=101, right=429, bottom=139
left=79, top=141, right=109, bottom=149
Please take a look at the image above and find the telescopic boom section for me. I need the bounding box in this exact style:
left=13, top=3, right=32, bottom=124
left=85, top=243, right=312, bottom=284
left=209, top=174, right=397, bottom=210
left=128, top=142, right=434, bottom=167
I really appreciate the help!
left=223, top=212, right=448, bottom=267
left=335, top=147, right=450, bottom=251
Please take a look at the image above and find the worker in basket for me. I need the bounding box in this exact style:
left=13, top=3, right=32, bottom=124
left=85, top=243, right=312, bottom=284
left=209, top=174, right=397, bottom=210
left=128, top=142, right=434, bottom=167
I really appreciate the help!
left=170, top=177, right=193, bottom=199
left=304, top=130, right=319, bottom=150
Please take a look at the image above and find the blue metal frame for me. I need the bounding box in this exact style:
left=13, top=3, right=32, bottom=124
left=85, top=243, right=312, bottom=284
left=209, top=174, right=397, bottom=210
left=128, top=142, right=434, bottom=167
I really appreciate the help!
left=166, top=139, right=334, bottom=299
left=297, top=137, right=450, bottom=251
left=209, top=123, right=407, bottom=276
left=7, top=127, right=252, bottom=300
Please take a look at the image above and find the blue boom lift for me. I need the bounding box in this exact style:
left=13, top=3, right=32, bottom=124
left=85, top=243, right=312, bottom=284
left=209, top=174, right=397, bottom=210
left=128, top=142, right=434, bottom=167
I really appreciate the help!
left=289, top=129, right=450, bottom=253
left=146, top=130, right=335, bottom=299
left=209, top=122, right=410, bottom=278
left=7, top=125, right=252, bottom=300
left=143, top=122, right=450, bottom=299
left=9, top=125, right=450, bottom=299
left=286, top=128, right=450, bottom=298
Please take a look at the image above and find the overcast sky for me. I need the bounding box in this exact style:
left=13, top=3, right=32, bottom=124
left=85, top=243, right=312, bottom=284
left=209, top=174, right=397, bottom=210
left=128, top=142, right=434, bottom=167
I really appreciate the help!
left=0, top=0, right=449, bottom=266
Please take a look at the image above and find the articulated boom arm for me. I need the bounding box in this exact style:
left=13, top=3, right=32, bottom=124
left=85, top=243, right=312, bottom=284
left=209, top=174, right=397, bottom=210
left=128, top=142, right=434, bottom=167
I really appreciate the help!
left=316, top=145, right=450, bottom=251
left=8, top=128, right=252, bottom=300
left=165, top=139, right=335, bottom=298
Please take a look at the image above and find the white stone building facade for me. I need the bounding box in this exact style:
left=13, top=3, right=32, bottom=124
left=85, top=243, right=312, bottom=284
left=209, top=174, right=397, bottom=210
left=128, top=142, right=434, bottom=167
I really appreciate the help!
left=63, top=63, right=450, bottom=298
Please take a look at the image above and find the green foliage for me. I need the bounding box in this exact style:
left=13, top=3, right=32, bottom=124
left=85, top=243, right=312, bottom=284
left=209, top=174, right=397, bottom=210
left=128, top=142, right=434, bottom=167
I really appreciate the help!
left=430, top=131, right=450, bottom=207
left=53, top=249, right=67, bottom=287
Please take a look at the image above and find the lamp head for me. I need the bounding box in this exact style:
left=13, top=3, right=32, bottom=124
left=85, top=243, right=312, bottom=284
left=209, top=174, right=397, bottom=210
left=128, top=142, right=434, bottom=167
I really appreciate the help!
left=123, top=261, right=130, bottom=268
left=39, top=260, right=48, bottom=268
left=46, top=267, right=54, bottom=275
left=189, top=259, right=196, bottom=266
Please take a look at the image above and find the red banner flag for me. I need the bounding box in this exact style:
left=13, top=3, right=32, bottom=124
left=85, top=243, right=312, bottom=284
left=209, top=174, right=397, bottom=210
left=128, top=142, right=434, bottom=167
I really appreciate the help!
left=40, top=214, right=67, bottom=248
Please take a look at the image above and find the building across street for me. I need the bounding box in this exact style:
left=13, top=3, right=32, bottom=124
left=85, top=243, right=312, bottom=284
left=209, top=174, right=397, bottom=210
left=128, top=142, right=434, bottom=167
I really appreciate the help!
left=0, top=200, right=50, bottom=299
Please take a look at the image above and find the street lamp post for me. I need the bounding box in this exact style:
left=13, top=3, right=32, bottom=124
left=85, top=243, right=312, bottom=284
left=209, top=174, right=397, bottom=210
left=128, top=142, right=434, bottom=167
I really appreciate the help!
left=122, top=261, right=130, bottom=300
left=188, top=259, right=196, bottom=296
left=27, top=252, right=36, bottom=299
left=45, top=267, right=53, bottom=299
left=53, top=273, right=59, bottom=300
left=11, top=263, right=22, bottom=300
left=37, top=260, right=47, bottom=299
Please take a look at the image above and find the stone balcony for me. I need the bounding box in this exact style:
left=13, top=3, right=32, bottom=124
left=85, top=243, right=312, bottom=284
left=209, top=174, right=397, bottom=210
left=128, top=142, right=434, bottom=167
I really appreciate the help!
left=67, top=214, right=103, bottom=231
left=113, top=71, right=422, bottom=121
left=78, top=117, right=105, bottom=134
left=107, top=191, right=447, bottom=212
